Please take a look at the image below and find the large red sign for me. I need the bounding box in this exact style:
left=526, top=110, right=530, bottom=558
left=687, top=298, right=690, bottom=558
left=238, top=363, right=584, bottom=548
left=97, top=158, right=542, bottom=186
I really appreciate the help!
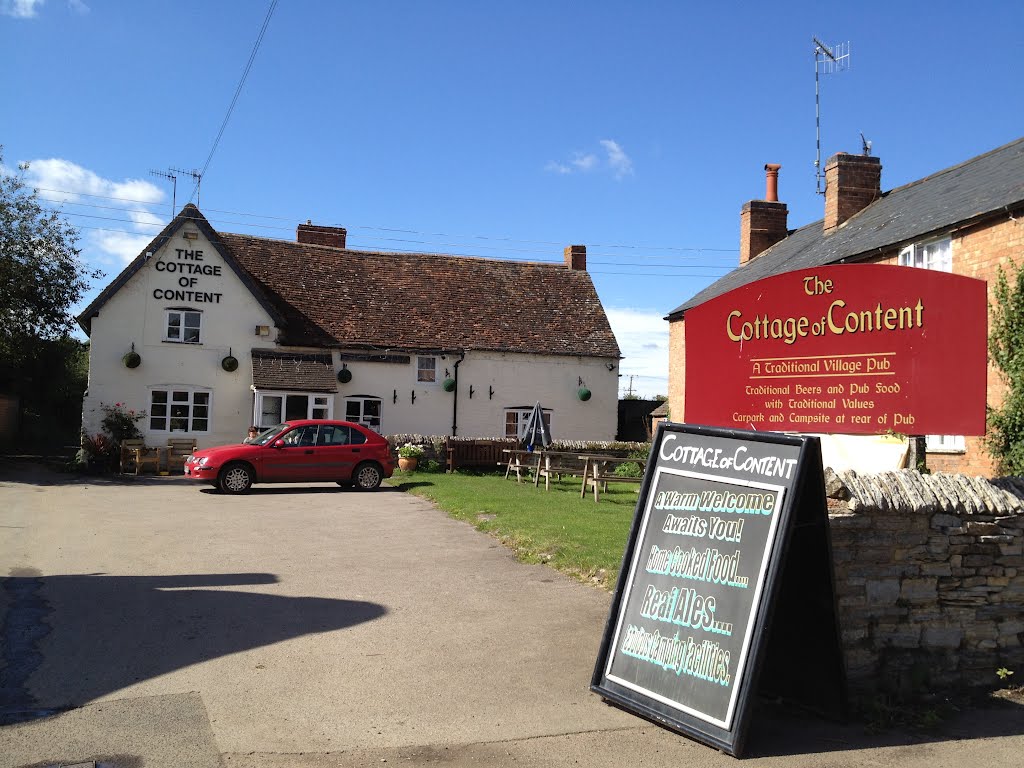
left=684, top=265, right=987, bottom=435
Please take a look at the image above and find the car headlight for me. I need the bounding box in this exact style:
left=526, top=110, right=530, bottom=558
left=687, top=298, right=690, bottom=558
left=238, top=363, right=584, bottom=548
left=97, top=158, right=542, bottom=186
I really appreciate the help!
left=193, top=456, right=210, bottom=466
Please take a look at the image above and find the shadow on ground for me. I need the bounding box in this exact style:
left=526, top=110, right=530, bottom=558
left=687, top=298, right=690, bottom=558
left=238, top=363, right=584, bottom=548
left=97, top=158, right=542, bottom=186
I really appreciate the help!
left=0, top=571, right=385, bottom=724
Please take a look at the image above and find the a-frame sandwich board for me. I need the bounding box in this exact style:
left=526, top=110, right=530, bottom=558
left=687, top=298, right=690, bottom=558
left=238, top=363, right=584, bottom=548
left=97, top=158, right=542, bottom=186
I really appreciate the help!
left=591, top=422, right=846, bottom=757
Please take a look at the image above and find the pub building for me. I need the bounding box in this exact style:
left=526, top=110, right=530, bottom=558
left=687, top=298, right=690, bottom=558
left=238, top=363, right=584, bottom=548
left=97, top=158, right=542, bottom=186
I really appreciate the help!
left=667, top=136, right=1024, bottom=476
left=77, top=205, right=621, bottom=449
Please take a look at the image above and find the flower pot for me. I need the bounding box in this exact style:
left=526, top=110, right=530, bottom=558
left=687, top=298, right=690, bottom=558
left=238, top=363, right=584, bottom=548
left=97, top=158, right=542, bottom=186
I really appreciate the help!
left=577, top=386, right=592, bottom=401
left=442, top=378, right=456, bottom=392
left=221, top=355, right=239, bottom=372
left=398, top=456, right=418, bottom=471
left=123, top=351, right=141, bottom=369
left=338, top=368, right=352, bottom=383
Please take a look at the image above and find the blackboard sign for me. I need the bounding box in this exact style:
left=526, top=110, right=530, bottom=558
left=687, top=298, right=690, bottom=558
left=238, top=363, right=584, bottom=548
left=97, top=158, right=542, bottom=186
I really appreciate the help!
left=591, top=422, right=844, bottom=757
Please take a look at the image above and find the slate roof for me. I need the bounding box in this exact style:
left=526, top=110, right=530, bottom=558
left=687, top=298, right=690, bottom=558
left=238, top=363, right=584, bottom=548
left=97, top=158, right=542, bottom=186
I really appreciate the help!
left=251, top=349, right=337, bottom=393
left=78, top=205, right=621, bottom=360
left=668, top=136, right=1024, bottom=319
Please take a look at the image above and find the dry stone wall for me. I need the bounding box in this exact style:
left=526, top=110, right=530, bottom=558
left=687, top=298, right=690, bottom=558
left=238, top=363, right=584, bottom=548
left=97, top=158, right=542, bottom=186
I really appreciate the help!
left=826, top=469, right=1024, bottom=695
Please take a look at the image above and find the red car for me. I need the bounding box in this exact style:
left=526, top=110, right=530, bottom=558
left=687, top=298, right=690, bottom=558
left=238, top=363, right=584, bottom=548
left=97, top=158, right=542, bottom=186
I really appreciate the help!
left=183, top=419, right=395, bottom=494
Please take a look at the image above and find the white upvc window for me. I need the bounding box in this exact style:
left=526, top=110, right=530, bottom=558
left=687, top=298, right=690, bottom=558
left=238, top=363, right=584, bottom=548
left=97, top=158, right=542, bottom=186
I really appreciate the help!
left=345, top=396, right=383, bottom=431
left=417, top=356, right=437, bottom=383
left=899, top=235, right=959, bottom=450
left=149, top=387, right=211, bottom=433
left=504, top=407, right=551, bottom=439
left=898, top=236, right=951, bottom=272
left=254, top=391, right=333, bottom=429
left=165, top=309, right=202, bottom=343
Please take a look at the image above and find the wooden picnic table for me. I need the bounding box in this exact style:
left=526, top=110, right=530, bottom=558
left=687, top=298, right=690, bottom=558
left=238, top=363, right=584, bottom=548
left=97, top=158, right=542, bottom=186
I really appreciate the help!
left=578, top=454, right=643, bottom=501
left=532, top=451, right=585, bottom=490
left=502, top=449, right=541, bottom=482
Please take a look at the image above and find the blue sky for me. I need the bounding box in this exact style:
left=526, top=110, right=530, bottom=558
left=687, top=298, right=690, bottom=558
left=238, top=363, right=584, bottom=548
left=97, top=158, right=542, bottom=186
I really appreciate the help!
left=3, top=1, right=1023, bottom=397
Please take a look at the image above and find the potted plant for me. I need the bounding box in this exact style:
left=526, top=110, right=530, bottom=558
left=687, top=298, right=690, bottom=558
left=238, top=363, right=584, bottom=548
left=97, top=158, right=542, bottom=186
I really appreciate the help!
left=397, top=442, right=425, bottom=471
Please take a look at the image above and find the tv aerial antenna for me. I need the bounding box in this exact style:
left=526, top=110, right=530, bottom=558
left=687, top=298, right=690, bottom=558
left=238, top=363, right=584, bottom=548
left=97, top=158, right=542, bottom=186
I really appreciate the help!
left=813, top=37, right=850, bottom=194
left=149, top=169, right=177, bottom=216
left=170, top=167, right=203, bottom=206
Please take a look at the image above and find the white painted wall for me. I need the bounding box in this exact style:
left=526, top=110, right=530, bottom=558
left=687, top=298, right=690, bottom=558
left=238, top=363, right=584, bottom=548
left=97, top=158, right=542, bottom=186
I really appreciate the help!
left=84, top=229, right=620, bottom=448
left=82, top=228, right=275, bottom=447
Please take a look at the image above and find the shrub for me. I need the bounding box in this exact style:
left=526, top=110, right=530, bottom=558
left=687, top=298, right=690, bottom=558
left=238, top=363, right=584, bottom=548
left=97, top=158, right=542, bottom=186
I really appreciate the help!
left=398, top=443, right=426, bottom=459
left=99, top=402, right=146, bottom=444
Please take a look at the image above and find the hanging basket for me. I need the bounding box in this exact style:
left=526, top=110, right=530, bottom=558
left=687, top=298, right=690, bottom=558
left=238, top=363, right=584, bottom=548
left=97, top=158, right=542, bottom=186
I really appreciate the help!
left=442, top=378, right=456, bottom=392
left=122, top=351, right=142, bottom=369
left=221, top=355, right=239, bottom=372
left=338, top=368, right=353, bottom=383
left=577, top=386, right=592, bottom=401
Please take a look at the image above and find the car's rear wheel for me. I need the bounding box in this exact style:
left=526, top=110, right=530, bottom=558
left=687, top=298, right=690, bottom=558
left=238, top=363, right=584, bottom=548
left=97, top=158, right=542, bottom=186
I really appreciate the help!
left=353, top=462, right=383, bottom=491
left=219, top=463, right=254, bottom=494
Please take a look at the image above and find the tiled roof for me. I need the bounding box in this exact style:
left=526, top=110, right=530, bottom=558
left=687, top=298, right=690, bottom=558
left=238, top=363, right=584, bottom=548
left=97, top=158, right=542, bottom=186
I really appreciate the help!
left=669, top=136, right=1024, bottom=318
left=221, top=233, right=621, bottom=358
left=251, top=349, right=337, bottom=392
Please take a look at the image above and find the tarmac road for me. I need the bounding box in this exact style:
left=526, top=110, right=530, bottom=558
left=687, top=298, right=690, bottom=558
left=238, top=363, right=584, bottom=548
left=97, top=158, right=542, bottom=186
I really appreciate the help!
left=1, top=461, right=1023, bottom=767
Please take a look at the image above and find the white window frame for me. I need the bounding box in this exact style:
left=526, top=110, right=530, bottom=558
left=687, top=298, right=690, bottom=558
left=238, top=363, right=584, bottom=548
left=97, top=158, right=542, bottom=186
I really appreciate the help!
left=345, top=396, right=383, bottom=431
left=164, top=308, right=203, bottom=344
left=254, top=390, right=334, bottom=428
left=899, top=235, right=960, bottom=450
left=898, top=236, right=951, bottom=272
left=504, top=407, right=551, bottom=439
left=149, top=387, right=212, bottom=433
left=417, top=356, right=437, bottom=383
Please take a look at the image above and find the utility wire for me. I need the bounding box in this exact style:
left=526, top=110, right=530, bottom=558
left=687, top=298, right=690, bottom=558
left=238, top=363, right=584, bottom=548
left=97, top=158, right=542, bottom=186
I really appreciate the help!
left=187, top=0, right=279, bottom=204
left=37, top=190, right=738, bottom=258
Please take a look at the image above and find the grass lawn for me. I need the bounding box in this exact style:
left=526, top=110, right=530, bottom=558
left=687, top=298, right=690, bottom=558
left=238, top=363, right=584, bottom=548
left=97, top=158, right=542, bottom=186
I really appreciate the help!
left=387, top=468, right=641, bottom=590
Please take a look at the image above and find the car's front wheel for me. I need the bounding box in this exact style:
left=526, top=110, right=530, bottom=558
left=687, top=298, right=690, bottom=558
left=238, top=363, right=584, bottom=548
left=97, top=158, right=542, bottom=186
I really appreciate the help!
left=353, top=462, right=383, bottom=491
left=219, top=462, right=254, bottom=494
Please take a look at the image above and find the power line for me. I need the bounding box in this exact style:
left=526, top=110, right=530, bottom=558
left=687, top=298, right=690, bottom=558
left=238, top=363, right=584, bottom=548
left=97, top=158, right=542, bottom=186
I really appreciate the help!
left=36, top=190, right=738, bottom=258
left=187, top=0, right=279, bottom=204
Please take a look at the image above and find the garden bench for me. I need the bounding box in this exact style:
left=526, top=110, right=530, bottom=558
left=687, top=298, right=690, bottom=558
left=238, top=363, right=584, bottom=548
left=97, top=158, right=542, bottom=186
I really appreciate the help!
left=446, top=439, right=512, bottom=472
left=579, top=454, right=643, bottom=501
left=533, top=451, right=585, bottom=490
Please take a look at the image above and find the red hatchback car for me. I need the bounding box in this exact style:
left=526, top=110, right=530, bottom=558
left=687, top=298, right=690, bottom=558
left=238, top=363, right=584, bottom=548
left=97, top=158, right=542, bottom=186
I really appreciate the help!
left=183, top=419, right=395, bottom=494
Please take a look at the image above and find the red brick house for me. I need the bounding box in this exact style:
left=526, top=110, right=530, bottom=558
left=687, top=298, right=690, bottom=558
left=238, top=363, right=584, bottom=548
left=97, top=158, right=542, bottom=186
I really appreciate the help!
left=668, top=137, right=1024, bottom=475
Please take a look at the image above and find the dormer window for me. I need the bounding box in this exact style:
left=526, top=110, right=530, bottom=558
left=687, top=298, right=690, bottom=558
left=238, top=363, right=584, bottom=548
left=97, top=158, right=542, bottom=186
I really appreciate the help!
left=165, top=309, right=202, bottom=343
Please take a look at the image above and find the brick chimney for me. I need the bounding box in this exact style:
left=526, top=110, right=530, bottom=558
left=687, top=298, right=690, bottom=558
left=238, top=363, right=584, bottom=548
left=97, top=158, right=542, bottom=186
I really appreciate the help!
left=739, top=164, right=789, bottom=265
left=297, top=220, right=347, bottom=248
left=824, top=153, right=882, bottom=234
left=564, top=244, right=586, bottom=271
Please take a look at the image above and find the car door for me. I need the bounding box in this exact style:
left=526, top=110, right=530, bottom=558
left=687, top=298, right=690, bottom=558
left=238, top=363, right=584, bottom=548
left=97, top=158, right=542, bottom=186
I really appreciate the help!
left=316, top=424, right=366, bottom=481
left=261, top=425, right=320, bottom=482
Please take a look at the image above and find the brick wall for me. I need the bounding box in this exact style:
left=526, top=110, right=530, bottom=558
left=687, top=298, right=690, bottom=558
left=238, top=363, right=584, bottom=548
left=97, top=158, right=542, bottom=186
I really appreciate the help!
left=829, top=470, right=1024, bottom=696
left=668, top=317, right=686, bottom=423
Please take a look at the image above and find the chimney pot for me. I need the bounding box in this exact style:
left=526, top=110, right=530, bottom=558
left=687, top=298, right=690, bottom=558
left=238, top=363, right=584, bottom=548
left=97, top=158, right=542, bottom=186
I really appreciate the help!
left=764, top=163, right=782, bottom=202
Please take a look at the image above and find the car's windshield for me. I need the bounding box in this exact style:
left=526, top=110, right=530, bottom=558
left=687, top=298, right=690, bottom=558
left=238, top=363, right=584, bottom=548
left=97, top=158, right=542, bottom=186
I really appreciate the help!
left=250, top=424, right=286, bottom=446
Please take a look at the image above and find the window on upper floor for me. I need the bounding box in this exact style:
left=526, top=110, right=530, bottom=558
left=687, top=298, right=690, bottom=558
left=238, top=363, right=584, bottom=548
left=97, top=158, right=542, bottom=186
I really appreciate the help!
left=898, top=236, right=951, bottom=272
left=899, top=236, right=959, bottom=452
left=417, top=356, right=437, bottom=383
left=165, top=309, right=202, bottom=343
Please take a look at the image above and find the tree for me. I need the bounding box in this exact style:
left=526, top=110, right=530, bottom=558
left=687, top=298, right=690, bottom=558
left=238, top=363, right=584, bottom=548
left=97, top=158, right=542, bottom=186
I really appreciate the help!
left=986, top=258, right=1024, bottom=475
left=0, top=147, right=101, bottom=372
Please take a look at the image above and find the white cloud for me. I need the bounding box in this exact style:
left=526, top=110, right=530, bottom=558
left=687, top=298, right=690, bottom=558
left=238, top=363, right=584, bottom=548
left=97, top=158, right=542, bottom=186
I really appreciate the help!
left=546, top=139, right=634, bottom=180
left=572, top=152, right=598, bottom=171
left=606, top=307, right=670, bottom=399
left=600, top=139, right=634, bottom=179
left=1, top=0, right=44, bottom=18
left=68, top=0, right=89, bottom=14
left=21, top=156, right=167, bottom=271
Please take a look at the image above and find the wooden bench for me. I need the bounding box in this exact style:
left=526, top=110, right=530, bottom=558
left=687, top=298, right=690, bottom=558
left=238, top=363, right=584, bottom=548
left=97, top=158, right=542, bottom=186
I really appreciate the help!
left=446, top=439, right=514, bottom=472
left=119, top=438, right=163, bottom=475
left=502, top=449, right=539, bottom=482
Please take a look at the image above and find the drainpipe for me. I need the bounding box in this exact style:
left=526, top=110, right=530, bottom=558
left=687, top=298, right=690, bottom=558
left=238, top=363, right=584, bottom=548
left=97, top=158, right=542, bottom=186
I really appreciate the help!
left=451, top=350, right=466, bottom=436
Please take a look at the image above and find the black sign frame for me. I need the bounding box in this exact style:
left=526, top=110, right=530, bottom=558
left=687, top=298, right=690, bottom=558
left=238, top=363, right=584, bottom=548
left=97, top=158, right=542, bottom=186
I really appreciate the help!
left=590, top=422, right=845, bottom=757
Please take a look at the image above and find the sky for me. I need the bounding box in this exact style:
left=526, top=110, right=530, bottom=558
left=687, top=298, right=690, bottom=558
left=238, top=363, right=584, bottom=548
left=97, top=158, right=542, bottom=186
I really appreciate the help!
left=3, top=1, right=1023, bottom=398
